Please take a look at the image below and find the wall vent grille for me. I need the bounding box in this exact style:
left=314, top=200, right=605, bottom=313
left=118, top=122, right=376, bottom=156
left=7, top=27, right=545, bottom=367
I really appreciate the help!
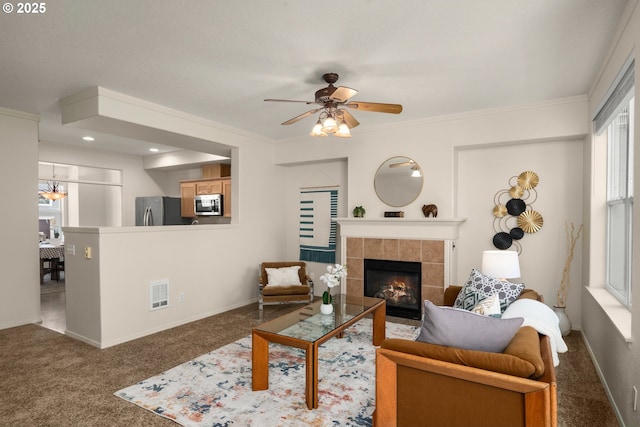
left=149, top=280, right=169, bottom=311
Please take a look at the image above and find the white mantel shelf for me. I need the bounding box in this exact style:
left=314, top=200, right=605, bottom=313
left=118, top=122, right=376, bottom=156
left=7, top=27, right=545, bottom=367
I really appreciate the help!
left=335, top=217, right=467, bottom=240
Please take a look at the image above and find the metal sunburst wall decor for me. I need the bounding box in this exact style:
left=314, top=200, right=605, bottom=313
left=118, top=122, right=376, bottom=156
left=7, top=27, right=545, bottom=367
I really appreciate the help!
left=491, top=171, right=543, bottom=253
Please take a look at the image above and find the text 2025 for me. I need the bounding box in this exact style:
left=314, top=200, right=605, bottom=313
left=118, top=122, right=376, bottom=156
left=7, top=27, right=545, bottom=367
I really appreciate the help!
left=17, top=2, right=46, bottom=13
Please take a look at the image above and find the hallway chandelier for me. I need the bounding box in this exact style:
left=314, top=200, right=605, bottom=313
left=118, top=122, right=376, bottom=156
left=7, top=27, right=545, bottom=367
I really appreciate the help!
left=39, top=163, right=67, bottom=200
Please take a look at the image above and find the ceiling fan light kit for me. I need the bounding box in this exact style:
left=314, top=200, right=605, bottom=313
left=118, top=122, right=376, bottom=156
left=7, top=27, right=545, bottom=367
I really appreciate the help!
left=322, top=114, right=338, bottom=133
left=266, top=72, right=402, bottom=138
left=310, top=119, right=328, bottom=137
left=334, top=120, right=351, bottom=138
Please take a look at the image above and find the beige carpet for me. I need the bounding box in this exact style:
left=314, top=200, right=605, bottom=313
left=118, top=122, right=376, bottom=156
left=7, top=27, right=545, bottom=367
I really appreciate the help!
left=0, top=303, right=620, bottom=426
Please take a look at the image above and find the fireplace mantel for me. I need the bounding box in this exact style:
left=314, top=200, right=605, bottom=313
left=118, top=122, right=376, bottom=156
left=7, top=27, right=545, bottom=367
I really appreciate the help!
left=335, top=217, right=466, bottom=240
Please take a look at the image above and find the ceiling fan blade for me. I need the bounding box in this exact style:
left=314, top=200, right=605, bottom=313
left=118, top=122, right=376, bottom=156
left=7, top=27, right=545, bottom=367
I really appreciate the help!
left=346, top=101, right=403, bottom=114
left=264, top=98, right=316, bottom=104
left=389, top=160, right=413, bottom=168
left=330, top=86, right=358, bottom=103
left=281, top=108, right=323, bottom=125
left=341, top=109, right=360, bottom=129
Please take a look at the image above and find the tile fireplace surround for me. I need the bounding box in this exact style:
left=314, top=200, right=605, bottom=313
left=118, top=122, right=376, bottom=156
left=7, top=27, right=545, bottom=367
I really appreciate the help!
left=336, top=218, right=466, bottom=310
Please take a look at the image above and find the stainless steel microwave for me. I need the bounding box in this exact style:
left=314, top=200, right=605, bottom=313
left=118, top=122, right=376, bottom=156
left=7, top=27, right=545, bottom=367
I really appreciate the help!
left=194, top=194, right=223, bottom=216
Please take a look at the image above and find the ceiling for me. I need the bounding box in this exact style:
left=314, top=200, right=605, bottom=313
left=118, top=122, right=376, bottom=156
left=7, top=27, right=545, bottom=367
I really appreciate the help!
left=0, top=0, right=630, bottom=157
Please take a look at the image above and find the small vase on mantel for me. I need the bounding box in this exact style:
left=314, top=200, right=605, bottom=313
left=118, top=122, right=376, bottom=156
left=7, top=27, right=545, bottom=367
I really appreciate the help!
left=553, top=306, right=571, bottom=336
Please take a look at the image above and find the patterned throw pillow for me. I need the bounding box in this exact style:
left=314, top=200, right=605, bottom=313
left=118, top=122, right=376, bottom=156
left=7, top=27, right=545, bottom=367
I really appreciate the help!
left=454, top=268, right=525, bottom=312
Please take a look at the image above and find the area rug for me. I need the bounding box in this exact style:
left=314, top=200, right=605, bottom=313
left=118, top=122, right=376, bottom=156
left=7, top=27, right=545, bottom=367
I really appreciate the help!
left=115, top=319, right=418, bottom=426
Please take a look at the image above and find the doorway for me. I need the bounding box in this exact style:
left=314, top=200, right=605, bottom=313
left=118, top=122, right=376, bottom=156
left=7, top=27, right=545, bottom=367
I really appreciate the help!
left=38, top=161, right=123, bottom=333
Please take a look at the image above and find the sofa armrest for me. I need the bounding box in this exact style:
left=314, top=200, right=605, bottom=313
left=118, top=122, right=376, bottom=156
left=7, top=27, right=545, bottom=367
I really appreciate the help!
left=375, top=345, right=556, bottom=427
left=443, top=285, right=462, bottom=306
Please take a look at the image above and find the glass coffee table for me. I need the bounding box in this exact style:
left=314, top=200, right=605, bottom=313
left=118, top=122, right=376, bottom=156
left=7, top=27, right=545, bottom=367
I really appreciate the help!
left=252, top=294, right=386, bottom=409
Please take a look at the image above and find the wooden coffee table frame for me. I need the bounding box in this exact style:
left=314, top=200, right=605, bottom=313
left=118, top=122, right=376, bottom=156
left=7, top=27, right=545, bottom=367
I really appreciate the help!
left=252, top=296, right=386, bottom=409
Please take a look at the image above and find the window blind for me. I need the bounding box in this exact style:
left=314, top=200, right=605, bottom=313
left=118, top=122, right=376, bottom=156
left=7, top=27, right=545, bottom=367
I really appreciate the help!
left=594, top=59, right=635, bottom=134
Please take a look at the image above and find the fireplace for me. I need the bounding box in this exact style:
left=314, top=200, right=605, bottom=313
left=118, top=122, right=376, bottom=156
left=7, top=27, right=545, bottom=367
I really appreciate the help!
left=364, top=259, right=422, bottom=319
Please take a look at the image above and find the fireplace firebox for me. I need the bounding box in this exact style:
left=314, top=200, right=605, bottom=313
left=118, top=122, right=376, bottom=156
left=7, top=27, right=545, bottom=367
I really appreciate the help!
left=364, top=259, right=422, bottom=319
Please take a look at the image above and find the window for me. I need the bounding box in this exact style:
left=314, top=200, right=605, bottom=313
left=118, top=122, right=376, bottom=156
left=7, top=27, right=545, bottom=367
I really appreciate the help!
left=594, top=60, right=634, bottom=307
left=606, top=98, right=634, bottom=306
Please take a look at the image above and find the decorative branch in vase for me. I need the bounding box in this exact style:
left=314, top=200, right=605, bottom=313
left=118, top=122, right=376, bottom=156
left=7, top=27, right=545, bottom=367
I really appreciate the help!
left=556, top=222, right=584, bottom=308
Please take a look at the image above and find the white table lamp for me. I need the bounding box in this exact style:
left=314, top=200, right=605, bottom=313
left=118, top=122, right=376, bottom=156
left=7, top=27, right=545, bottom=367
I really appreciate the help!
left=481, top=250, right=521, bottom=280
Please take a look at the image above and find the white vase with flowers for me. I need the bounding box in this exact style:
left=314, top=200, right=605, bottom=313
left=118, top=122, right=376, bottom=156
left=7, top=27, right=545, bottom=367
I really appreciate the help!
left=319, top=264, right=347, bottom=314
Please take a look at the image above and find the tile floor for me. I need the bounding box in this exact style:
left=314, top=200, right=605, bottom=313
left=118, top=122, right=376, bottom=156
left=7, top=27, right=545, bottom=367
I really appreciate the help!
left=40, top=276, right=66, bottom=333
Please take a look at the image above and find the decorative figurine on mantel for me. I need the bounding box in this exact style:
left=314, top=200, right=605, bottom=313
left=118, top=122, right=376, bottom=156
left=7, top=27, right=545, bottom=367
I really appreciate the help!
left=422, top=204, right=438, bottom=218
left=352, top=206, right=366, bottom=218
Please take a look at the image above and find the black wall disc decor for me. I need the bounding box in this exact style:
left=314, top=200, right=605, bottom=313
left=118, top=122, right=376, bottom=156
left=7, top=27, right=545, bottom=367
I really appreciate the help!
left=492, top=171, right=543, bottom=253
left=510, top=227, right=525, bottom=240
left=493, top=232, right=513, bottom=249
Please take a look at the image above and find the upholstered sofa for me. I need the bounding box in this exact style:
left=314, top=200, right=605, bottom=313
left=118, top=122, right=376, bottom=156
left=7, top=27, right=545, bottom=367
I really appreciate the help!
left=374, top=286, right=557, bottom=427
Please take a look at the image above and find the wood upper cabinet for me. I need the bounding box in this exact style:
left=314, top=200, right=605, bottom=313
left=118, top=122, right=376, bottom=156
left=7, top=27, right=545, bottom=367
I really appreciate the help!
left=180, top=182, right=196, bottom=218
left=196, top=180, right=223, bottom=195
left=221, top=179, right=231, bottom=217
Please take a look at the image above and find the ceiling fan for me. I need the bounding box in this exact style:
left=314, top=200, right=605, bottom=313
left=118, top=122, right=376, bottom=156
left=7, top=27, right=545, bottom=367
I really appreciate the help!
left=389, top=159, right=416, bottom=168
left=264, top=73, right=403, bottom=137
left=389, top=158, right=422, bottom=177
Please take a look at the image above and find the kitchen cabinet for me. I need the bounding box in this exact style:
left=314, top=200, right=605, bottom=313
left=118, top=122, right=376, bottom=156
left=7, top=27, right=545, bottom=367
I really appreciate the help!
left=202, top=163, right=231, bottom=179
left=180, top=182, right=196, bottom=217
left=196, top=180, right=223, bottom=195
left=222, top=179, right=231, bottom=217
left=180, top=178, right=232, bottom=218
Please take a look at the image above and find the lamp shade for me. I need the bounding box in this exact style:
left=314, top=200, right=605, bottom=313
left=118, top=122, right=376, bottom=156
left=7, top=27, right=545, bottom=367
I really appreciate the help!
left=481, top=250, right=521, bottom=279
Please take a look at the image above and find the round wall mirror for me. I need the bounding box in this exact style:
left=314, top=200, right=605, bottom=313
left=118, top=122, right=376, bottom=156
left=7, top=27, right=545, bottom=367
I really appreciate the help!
left=374, top=156, right=424, bottom=207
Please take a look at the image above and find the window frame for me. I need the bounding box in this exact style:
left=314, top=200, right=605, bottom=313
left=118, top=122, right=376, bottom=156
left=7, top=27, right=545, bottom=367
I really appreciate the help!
left=604, top=95, right=634, bottom=307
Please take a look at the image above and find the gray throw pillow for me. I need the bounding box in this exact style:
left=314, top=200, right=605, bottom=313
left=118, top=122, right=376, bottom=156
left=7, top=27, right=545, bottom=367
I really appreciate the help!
left=416, top=300, right=524, bottom=353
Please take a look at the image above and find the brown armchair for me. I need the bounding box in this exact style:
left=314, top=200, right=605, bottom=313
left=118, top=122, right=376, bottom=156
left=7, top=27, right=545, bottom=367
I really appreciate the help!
left=258, top=261, right=314, bottom=314
left=374, top=286, right=557, bottom=427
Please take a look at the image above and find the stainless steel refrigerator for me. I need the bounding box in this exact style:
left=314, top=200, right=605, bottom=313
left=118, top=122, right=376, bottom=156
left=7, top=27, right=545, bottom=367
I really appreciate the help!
left=135, top=196, right=188, bottom=226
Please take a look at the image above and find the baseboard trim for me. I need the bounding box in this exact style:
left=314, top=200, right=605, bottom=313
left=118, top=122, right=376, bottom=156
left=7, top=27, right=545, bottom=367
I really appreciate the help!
left=0, top=316, right=42, bottom=331
left=579, top=330, right=626, bottom=427
left=96, top=298, right=259, bottom=349
left=64, top=330, right=102, bottom=348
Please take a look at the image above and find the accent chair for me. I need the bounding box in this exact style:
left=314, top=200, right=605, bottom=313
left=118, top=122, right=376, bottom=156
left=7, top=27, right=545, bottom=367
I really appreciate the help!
left=258, top=261, right=314, bottom=315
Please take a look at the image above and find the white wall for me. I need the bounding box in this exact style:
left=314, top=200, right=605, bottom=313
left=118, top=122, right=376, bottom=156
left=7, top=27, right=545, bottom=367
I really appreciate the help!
left=0, top=108, right=41, bottom=329
left=456, top=139, right=585, bottom=325
left=274, top=98, right=588, bottom=301
left=582, top=2, right=640, bottom=425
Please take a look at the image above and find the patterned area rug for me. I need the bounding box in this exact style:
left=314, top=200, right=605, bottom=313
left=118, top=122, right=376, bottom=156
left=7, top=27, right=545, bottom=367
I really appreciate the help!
left=115, top=319, right=418, bottom=426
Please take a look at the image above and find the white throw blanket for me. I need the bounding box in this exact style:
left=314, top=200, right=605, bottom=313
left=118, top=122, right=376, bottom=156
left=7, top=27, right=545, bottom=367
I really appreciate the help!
left=502, top=299, right=568, bottom=366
